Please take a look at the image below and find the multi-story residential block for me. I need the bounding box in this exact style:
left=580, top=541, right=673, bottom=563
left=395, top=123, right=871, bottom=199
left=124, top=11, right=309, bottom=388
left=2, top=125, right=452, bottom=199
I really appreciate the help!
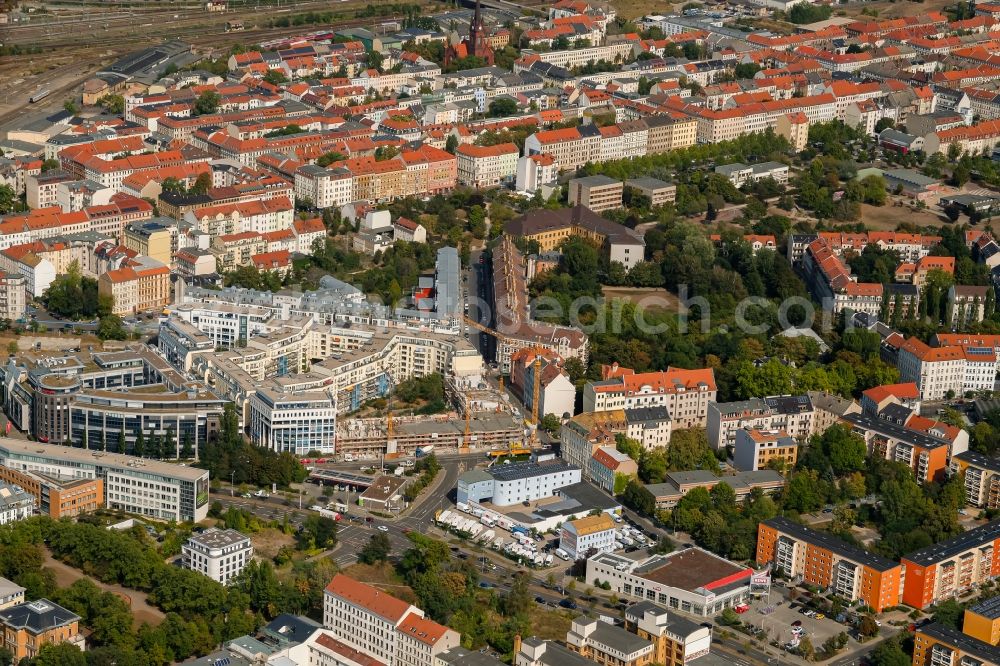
left=98, top=257, right=172, bottom=315
left=455, top=142, right=519, bottom=189
left=568, top=175, right=623, bottom=213
left=515, top=153, right=558, bottom=194
left=123, top=218, right=177, bottom=267
left=912, top=623, right=1000, bottom=666
left=843, top=411, right=965, bottom=483
left=583, top=364, right=716, bottom=429
left=560, top=513, right=617, bottom=560
left=733, top=428, right=798, bottom=472
left=859, top=382, right=920, bottom=415
left=901, top=520, right=1000, bottom=609
left=25, top=170, right=75, bottom=210
left=0, top=484, right=34, bottom=525
left=897, top=337, right=995, bottom=401
left=951, top=450, right=1000, bottom=509
left=707, top=394, right=814, bottom=450
left=963, top=596, right=1000, bottom=646
left=457, top=458, right=582, bottom=506
left=182, top=528, right=253, bottom=584
left=0, top=599, right=85, bottom=661
left=949, top=285, right=991, bottom=328
left=566, top=615, right=654, bottom=666
left=0, top=272, right=27, bottom=322
left=624, top=601, right=712, bottom=666
left=294, top=165, right=354, bottom=209
left=800, top=237, right=883, bottom=316
left=757, top=517, right=902, bottom=612
left=588, top=446, right=637, bottom=494
left=508, top=348, right=575, bottom=419
left=322, top=574, right=460, bottom=666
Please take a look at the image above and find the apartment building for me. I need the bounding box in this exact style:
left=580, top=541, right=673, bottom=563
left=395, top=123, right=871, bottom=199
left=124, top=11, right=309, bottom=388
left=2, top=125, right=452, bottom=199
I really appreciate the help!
left=800, top=238, right=884, bottom=316
left=515, top=153, right=559, bottom=194
left=182, top=528, right=253, bottom=584
left=842, top=411, right=964, bottom=483
left=560, top=513, right=617, bottom=560
left=963, top=596, right=1000, bottom=646
left=568, top=175, right=623, bottom=213
left=951, top=450, right=1000, bottom=509
left=912, top=623, right=1000, bottom=666
left=707, top=394, right=815, bottom=450
left=0, top=599, right=85, bottom=661
left=589, top=446, right=638, bottom=494
left=949, top=285, right=990, bottom=328
left=508, top=347, right=575, bottom=419
left=98, top=257, right=172, bottom=315
left=757, top=517, right=902, bottom=612
left=733, top=428, right=798, bottom=472
left=0, top=484, right=35, bottom=525
left=0, top=272, right=27, bottom=322
left=455, top=142, right=519, bottom=188
left=323, top=574, right=459, bottom=666
left=123, top=219, right=176, bottom=267
left=294, top=165, right=354, bottom=209
left=583, top=364, right=716, bottom=429
left=897, top=337, right=996, bottom=401
left=566, top=616, right=654, bottom=666
left=901, top=520, right=1000, bottom=609
left=624, top=602, right=712, bottom=666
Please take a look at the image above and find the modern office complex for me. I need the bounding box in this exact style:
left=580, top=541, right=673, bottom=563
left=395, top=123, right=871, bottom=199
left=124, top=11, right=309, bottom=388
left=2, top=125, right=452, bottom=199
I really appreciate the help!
left=0, top=440, right=209, bottom=522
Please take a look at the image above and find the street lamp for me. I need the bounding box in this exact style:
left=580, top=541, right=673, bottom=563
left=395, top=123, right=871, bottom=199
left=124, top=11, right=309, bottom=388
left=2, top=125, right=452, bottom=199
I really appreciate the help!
left=231, top=470, right=235, bottom=496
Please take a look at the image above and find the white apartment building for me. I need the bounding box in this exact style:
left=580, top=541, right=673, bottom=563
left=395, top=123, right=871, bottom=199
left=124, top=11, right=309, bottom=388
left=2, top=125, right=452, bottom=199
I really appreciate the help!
left=247, top=389, right=337, bottom=454
left=323, top=574, right=459, bottom=666
left=294, top=165, right=354, bottom=209
left=897, top=337, right=997, bottom=401
left=583, top=366, right=716, bottom=429
left=456, top=143, right=519, bottom=189
left=559, top=513, right=617, bottom=560
left=182, top=528, right=253, bottom=585
left=0, top=484, right=34, bottom=525
left=707, top=394, right=815, bottom=451
left=0, top=272, right=27, bottom=322
left=515, top=154, right=558, bottom=194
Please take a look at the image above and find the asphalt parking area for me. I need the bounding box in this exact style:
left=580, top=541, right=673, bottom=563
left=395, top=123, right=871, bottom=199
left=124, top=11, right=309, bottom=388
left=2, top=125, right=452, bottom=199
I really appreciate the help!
left=742, top=595, right=852, bottom=648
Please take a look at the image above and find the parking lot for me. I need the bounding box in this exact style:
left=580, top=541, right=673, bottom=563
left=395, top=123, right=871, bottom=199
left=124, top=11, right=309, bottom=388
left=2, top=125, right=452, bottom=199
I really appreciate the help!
left=737, top=586, right=859, bottom=651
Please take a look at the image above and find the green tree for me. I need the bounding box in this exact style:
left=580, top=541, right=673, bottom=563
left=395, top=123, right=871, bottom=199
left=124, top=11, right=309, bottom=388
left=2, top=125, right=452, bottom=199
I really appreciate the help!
left=358, top=533, right=392, bottom=564
left=488, top=97, right=518, bottom=117
left=0, top=185, right=17, bottom=215
left=194, top=91, right=222, bottom=115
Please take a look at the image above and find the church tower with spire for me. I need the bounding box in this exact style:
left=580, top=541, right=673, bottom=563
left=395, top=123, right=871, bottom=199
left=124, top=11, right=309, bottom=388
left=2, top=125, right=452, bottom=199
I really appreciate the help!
left=445, top=0, right=495, bottom=67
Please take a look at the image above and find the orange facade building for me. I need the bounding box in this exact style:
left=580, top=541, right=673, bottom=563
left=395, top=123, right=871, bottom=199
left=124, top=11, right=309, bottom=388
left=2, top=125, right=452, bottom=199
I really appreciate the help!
left=901, top=520, right=1000, bottom=610
left=757, top=518, right=901, bottom=612
left=913, top=622, right=1000, bottom=666
left=0, top=467, right=103, bottom=519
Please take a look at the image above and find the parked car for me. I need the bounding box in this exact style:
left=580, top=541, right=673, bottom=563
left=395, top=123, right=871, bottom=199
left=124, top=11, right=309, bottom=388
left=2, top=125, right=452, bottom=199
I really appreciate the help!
left=559, top=599, right=578, bottom=610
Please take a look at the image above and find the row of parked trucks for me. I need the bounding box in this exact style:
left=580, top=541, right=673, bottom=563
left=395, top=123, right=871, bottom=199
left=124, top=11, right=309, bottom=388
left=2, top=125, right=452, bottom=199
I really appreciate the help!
left=437, top=506, right=554, bottom=567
